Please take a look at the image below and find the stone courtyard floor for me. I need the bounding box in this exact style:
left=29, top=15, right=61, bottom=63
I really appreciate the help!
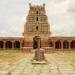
left=0, top=50, right=75, bottom=75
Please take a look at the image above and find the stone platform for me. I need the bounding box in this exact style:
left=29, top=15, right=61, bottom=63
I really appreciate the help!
left=32, top=60, right=47, bottom=64
left=32, top=48, right=47, bottom=64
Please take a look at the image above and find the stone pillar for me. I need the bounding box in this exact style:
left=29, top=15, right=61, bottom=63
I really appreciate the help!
left=38, top=37, right=40, bottom=50
left=33, top=36, right=46, bottom=63
left=20, top=42, right=22, bottom=49
left=54, top=41, right=56, bottom=50
left=69, top=41, right=71, bottom=49
left=61, top=40, right=63, bottom=50
left=4, top=41, right=6, bottom=50
left=12, top=41, right=14, bottom=49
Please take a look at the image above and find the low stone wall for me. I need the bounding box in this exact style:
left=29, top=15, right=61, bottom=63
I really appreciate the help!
left=21, top=47, right=54, bottom=53
left=21, top=47, right=75, bottom=53
left=21, top=47, right=33, bottom=53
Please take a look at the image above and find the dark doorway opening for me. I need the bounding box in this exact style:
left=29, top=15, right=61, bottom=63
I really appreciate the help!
left=0, top=41, right=3, bottom=48
left=71, top=40, right=75, bottom=49
left=33, top=36, right=41, bottom=49
left=6, top=41, right=12, bottom=49
left=63, top=40, right=69, bottom=49
left=36, top=26, right=38, bottom=31
left=14, top=41, right=20, bottom=49
left=36, top=17, right=38, bottom=21
left=55, top=40, right=61, bottom=49
left=49, top=42, right=53, bottom=47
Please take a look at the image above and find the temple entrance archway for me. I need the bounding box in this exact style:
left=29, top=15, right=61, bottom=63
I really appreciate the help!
left=33, top=36, right=41, bottom=49
left=6, top=41, right=12, bottom=49
left=14, top=41, right=20, bottom=49
left=0, top=41, right=3, bottom=48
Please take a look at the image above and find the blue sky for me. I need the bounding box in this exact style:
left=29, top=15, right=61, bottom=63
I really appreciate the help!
left=0, top=0, right=75, bottom=37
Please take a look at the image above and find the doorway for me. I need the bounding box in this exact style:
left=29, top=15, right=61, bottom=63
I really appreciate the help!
left=33, top=36, right=41, bottom=49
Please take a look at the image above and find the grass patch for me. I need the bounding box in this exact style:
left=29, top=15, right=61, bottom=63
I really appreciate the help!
left=0, top=49, right=25, bottom=63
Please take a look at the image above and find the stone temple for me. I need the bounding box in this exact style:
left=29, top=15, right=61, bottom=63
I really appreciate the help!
left=0, top=3, right=75, bottom=52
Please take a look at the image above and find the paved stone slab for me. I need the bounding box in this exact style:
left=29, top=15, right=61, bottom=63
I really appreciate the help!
left=0, top=71, right=11, bottom=75
left=1, top=52, right=75, bottom=75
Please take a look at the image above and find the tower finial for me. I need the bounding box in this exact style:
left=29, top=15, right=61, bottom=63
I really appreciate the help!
left=43, top=3, right=45, bottom=7
left=29, top=3, right=31, bottom=7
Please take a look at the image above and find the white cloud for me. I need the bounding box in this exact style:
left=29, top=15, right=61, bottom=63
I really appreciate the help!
left=68, top=0, right=75, bottom=14
left=0, top=0, right=75, bottom=37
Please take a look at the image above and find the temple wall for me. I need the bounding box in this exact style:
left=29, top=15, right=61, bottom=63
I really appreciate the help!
left=0, top=37, right=23, bottom=49
left=0, top=37, right=75, bottom=53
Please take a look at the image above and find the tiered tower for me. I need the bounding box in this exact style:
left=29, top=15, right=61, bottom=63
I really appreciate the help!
left=23, top=3, right=51, bottom=43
